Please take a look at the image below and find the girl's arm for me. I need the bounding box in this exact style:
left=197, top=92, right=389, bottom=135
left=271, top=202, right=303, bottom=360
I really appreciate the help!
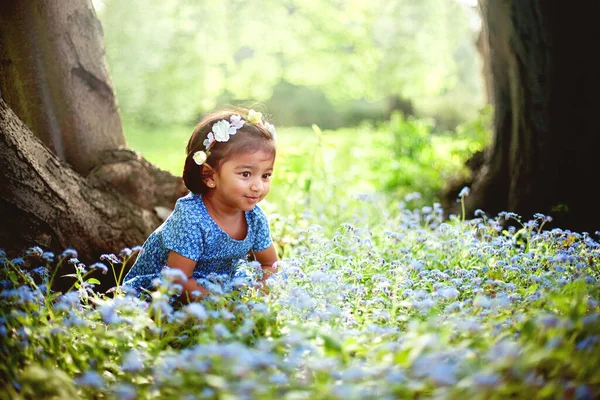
left=166, top=251, right=211, bottom=302
left=253, top=244, right=278, bottom=282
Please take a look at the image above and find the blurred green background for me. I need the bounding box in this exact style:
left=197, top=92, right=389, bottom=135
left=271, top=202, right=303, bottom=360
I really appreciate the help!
left=93, top=0, right=489, bottom=215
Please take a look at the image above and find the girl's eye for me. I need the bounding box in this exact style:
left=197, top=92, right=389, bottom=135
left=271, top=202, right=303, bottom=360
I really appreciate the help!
left=262, top=173, right=272, bottom=180
left=241, top=172, right=251, bottom=178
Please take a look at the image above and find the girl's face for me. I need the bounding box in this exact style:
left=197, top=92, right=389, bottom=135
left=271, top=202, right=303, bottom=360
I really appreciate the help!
left=208, top=149, right=275, bottom=211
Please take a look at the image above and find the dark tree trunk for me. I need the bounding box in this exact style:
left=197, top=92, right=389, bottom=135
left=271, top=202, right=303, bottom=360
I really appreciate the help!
left=0, top=98, right=186, bottom=262
left=475, top=8, right=492, bottom=106
left=0, top=0, right=189, bottom=279
left=443, top=1, right=600, bottom=234
left=0, top=0, right=125, bottom=176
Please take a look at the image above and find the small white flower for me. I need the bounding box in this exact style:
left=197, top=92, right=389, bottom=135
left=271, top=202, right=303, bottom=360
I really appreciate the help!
left=474, top=295, right=491, bottom=308
left=213, top=323, right=231, bottom=339
left=247, top=109, right=263, bottom=124
left=186, top=303, right=208, bottom=320
left=161, top=267, right=189, bottom=283
left=212, top=120, right=232, bottom=142
left=193, top=150, right=207, bottom=165
left=458, top=186, right=470, bottom=198
left=265, top=121, right=277, bottom=140
left=230, top=114, right=245, bottom=130
left=203, top=132, right=215, bottom=148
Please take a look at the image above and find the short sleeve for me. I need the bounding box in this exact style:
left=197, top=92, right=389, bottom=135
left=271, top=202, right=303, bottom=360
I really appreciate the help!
left=251, top=205, right=273, bottom=252
left=161, top=203, right=203, bottom=261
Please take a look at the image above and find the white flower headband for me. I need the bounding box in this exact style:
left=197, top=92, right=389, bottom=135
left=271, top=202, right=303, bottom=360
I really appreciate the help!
left=192, top=109, right=277, bottom=165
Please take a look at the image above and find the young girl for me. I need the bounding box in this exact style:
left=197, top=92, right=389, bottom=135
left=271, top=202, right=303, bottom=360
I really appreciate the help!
left=123, top=108, right=278, bottom=300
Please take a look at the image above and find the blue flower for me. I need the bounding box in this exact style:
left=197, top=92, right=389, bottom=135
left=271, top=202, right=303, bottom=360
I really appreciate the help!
left=473, top=295, right=491, bottom=308
left=119, top=248, right=133, bottom=258
left=11, top=258, right=24, bottom=266
left=41, top=252, right=54, bottom=263
left=75, top=371, right=104, bottom=389
left=60, top=248, right=78, bottom=259
left=100, top=254, right=120, bottom=264
left=98, top=303, right=123, bottom=324
left=55, top=291, right=81, bottom=311
left=576, top=336, right=599, bottom=351
left=25, top=246, right=43, bottom=259
left=113, top=384, right=136, bottom=400
left=472, top=371, right=499, bottom=387
left=89, top=263, right=108, bottom=275
left=121, top=350, right=144, bottom=372
left=268, top=372, right=288, bottom=385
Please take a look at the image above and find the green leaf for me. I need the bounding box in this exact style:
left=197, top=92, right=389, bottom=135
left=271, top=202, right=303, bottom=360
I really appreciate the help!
left=322, top=334, right=343, bottom=354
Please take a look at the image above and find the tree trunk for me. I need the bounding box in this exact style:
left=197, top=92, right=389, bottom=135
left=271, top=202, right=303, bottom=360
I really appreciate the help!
left=0, top=99, right=187, bottom=288
left=444, top=1, right=600, bottom=234
left=475, top=2, right=492, bottom=106
left=0, top=0, right=189, bottom=280
left=0, top=98, right=131, bottom=257
left=0, top=0, right=124, bottom=176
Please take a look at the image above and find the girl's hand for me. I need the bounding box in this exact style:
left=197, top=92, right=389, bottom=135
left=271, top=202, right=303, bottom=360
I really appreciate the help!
left=261, top=266, right=277, bottom=281
left=259, top=280, right=270, bottom=295
left=166, top=251, right=211, bottom=303
left=258, top=263, right=278, bottom=296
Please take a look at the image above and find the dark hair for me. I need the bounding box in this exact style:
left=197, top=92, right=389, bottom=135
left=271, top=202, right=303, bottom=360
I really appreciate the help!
left=183, top=107, right=277, bottom=194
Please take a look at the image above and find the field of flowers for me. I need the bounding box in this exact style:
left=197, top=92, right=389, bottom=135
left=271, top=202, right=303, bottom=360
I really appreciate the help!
left=2, top=116, right=599, bottom=399
left=1, top=189, right=599, bottom=399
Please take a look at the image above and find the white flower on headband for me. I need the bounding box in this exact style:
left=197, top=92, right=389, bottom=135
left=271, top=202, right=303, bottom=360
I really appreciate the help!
left=203, top=132, right=215, bottom=148
left=193, top=150, right=208, bottom=165
left=264, top=121, right=277, bottom=140
left=210, top=115, right=245, bottom=144
left=248, top=109, right=263, bottom=124
left=198, top=112, right=271, bottom=166
left=212, top=120, right=233, bottom=142
left=230, top=114, right=245, bottom=129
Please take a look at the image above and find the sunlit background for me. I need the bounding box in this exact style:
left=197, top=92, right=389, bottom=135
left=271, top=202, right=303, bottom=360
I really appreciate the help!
left=92, top=0, right=489, bottom=219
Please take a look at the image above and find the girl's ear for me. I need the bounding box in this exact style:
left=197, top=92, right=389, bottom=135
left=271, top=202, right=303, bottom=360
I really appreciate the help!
left=201, top=164, right=215, bottom=187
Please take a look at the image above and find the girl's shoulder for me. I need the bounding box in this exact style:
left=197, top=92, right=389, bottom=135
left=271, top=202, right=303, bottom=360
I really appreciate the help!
left=248, top=204, right=269, bottom=225
left=171, top=193, right=209, bottom=223
left=175, top=192, right=202, bottom=208
left=249, top=203, right=266, bottom=216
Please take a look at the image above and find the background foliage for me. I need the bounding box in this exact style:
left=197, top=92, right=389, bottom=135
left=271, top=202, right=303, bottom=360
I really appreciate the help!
left=125, top=106, right=491, bottom=222
left=96, top=0, right=483, bottom=130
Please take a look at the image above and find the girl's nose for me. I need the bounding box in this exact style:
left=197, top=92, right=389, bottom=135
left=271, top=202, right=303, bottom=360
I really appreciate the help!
left=250, top=179, right=262, bottom=192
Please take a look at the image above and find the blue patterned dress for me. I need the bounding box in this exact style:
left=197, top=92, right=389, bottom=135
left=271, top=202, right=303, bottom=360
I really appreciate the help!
left=123, top=192, right=272, bottom=292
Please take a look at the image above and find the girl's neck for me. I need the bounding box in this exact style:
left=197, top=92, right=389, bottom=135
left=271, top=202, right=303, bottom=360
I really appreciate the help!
left=202, top=192, right=247, bottom=240
left=202, top=192, right=242, bottom=220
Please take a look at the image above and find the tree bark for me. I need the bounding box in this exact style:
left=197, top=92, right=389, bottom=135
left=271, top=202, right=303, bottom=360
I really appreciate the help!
left=0, top=98, right=186, bottom=267
left=0, top=0, right=125, bottom=176
left=0, top=0, right=189, bottom=280
left=475, top=2, right=492, bottom=106
left=443, top=1, right=600, bottom=234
